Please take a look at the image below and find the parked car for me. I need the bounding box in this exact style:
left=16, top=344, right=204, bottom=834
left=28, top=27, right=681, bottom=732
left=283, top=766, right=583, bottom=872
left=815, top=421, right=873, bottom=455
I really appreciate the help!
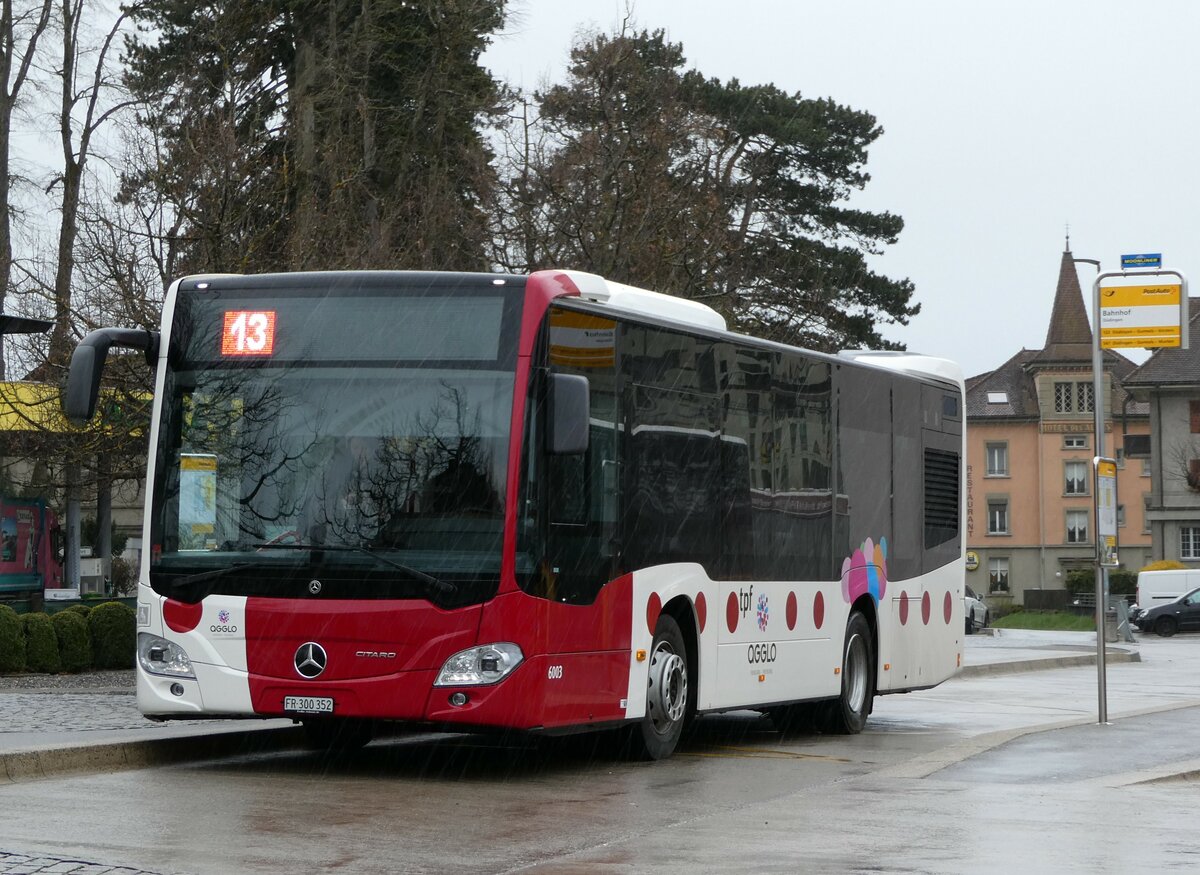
left=1131, top=586, right=1200, bottom=637
left=964, top=584, right=989, bottom=634
left=1134, top=569, right=1199, bottom=616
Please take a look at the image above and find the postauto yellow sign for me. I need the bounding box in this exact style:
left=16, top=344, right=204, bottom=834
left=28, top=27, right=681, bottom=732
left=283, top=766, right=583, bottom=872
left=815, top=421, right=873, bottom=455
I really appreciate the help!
left=1099, top=281, right=1183, bottom=348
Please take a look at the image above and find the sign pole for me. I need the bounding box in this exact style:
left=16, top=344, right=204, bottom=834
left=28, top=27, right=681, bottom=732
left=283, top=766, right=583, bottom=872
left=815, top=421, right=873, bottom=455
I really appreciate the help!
left=1092, top=264, right=1188, bottom=725
left=1090, top=272, right=1109, bottom=724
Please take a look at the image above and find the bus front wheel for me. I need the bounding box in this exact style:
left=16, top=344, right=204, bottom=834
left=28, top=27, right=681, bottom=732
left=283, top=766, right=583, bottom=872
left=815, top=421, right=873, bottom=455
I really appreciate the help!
left=821, top=612, right=874, bottom=734
left=632, top=614, right=690, bottom=760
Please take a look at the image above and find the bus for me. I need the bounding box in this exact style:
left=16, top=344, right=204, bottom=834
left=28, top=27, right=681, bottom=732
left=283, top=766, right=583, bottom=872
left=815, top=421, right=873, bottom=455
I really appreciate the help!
left=65, top=269, right=965, bottom=759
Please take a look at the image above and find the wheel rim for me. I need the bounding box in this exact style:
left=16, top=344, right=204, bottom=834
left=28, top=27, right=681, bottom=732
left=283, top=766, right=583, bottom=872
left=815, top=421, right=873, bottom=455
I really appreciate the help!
left=844, top=632, right=868, bottom=713
left=647, top=641, right=687, bottom=734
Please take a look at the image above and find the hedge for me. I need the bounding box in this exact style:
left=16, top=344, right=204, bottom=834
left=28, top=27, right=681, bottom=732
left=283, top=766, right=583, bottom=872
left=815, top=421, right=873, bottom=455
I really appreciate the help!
left=88, top=601, right=136, bottom=669
left=1065, top=569, right=1136, bottom=597
left=0, top=604, right=24, bottom=673
left=22, top=612, right=60, bottom=673
left=52, top=610, right=92, bottom=673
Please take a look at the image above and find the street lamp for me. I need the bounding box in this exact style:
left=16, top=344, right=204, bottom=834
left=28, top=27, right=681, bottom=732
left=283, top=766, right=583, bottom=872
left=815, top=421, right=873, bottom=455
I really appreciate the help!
left=1073, top=255, right=1109, bottom=724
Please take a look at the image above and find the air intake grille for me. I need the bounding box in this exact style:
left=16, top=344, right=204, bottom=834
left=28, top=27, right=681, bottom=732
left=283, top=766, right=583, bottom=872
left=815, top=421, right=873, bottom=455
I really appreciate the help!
left=924, top=448, right=960, bottom=548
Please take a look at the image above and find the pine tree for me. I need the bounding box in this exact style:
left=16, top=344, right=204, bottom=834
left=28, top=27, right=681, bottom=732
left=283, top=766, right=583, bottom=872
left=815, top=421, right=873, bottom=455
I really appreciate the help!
left=497, top=29, right=917, bottom=352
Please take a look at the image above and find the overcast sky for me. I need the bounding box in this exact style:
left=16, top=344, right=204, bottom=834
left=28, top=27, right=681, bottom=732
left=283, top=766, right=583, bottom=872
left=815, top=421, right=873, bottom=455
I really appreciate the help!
left=482, top=0, right=1199, bottom=379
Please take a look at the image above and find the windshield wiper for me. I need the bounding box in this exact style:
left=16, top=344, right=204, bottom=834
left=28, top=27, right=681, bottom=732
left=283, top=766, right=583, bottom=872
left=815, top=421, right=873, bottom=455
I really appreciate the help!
left=252, top=543, right=455, bottom=597
left=155, top=562, right=259, bottom=602
left=168, top=563, right=258, bottom=589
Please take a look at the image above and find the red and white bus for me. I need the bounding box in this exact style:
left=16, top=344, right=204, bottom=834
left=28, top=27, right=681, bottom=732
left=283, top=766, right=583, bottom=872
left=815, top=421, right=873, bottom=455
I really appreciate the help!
left=66, top=270, right=965, bottom=759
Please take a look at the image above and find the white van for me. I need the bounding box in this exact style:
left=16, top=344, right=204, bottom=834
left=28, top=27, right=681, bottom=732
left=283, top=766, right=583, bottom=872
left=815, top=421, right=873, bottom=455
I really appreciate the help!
left=1135, top=569, right=1200, bottom=612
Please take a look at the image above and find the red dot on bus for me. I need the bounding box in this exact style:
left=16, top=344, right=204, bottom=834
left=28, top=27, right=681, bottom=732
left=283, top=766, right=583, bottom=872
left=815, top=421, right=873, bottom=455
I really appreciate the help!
left=726, top=592, right=738, bottom=634
left=813, top=591, right=825, bottom=630
left=921, top=592, right=932, bottom=625
left=164, top=599, right=202, bottom=633
left=786, top=591, right=798, bottom=631
left=647, top=592, right=662, bottom=635
left=695, top=592, right=707, bottom=633
left=899, top=591, right=909, bottom=625
left=943, top=591, right=953, bottom=625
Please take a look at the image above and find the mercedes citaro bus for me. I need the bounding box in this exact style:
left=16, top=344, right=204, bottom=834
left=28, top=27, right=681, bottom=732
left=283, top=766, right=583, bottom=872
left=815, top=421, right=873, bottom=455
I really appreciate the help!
left=65, top=270, right=966, bottom=759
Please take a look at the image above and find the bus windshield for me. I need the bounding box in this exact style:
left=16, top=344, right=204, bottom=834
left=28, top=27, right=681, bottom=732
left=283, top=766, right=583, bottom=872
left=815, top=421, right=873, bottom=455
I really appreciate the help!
left=149, top=274, right=524, bottom=606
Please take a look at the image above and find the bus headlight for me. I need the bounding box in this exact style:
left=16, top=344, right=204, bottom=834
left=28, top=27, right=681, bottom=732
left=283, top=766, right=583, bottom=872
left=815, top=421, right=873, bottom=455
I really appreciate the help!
left=434, top=643, right=524, bottom=686
left=138, top=632, right=195, bottom=679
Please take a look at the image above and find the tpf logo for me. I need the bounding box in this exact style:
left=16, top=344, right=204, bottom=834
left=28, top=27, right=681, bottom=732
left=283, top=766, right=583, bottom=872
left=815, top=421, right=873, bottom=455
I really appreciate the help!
left=738, top=585, right=755, bottom=617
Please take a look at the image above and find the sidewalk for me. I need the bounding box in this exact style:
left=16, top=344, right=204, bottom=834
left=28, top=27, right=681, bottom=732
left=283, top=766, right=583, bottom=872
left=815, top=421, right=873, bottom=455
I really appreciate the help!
left=0, top=629, right=1179, bottom=784
left=959, top=626, right=1141, bottom=675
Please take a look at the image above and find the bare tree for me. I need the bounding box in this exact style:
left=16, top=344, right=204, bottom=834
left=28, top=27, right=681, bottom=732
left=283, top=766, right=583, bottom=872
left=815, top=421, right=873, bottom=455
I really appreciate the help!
left=0, top=0, right=53, bottom=377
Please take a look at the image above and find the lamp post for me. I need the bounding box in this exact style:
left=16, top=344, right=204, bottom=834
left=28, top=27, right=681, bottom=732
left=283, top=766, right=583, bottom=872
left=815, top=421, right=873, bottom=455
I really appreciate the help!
left=1074, top=256, right=1108, bottom=724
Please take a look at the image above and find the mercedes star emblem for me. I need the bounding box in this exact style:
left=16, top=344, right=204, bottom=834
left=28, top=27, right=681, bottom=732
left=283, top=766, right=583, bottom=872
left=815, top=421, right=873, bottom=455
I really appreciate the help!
left=294, top=642, right=328, bottom=679
left=308, top=579, right=322, bottom=595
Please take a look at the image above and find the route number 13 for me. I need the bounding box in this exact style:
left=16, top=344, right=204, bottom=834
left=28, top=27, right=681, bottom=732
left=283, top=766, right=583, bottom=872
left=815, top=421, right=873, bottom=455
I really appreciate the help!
left=222, top=310, right=276, bottom=357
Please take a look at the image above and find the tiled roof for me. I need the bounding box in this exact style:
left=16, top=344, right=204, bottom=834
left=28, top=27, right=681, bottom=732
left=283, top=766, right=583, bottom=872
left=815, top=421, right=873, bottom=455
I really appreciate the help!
left=966, top=349, right=1040, bottom=418
left=966, top=247, right=1149, bottom=419
left=1030, top=249, right=1093, bottom=364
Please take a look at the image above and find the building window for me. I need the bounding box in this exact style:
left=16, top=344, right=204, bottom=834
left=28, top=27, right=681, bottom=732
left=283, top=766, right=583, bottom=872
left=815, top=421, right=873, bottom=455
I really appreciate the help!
left=988, top=500, right=1009, bottom=535
left=1144, top=494, right=1152, bottom=534
left=1077, top=382, right=1094, bottom=413
left=1054, top=382, right=1073, bottom=413
left=988, top=557, right=1010, bottom=593
left=1117, top=504, right=1126, bottom=528
left=1066, top=509, right=1089, bottom=544
left=1191, top=401, right=1200, bottom=433
left=1115, top=447, right=1126, bottom=469
left=1064, top=460, right=1088, bottom=495
left=1141, top=459, right=1152, bottom=477
left=1064, top=435, right=1087, bottom=450
left=1182, top=527, right=1200, bottom=560
left=985, top=442, right=1008, bottom=476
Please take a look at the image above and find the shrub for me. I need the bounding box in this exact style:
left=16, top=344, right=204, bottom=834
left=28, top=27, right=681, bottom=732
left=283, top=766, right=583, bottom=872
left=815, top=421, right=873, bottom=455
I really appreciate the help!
left=22, top=612, right=60, bottom=673
left=1108, top=570, right=1137, bottom=596
left=110, top=557, right=136, bottom=596
left=88, top=601, right=136, bottom=669
left=1064, top=570, right=1093, bottom=595
left=0, top=604, right=25, bottom=673
left=1065, top=569, right=1136, bottom=597
left=52, top=610, right=92, bottom=672
left=1140, top=559, right=1188, bottom=572
left=63, top=604, right=91, bottom=618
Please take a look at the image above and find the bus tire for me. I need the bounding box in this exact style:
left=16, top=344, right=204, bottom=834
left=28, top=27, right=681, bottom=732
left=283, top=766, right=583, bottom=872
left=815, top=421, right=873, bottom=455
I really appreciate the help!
left=302, top=718, right=374, bottom=752
left=631, top=613, right=689, bottom=760
left=821, top=611, right=874, bottom=734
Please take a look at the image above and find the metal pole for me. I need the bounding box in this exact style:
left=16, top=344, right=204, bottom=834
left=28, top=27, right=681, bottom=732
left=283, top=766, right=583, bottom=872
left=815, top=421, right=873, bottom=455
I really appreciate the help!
left=1088, top=266, right=1187, bottom=725
left=1090, top=272, right=1108, bottom=725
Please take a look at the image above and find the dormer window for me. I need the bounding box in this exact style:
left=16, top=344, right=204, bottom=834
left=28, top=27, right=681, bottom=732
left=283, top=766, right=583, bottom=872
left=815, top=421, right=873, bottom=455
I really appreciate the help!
left=987, top=392, right=1008, bottom=404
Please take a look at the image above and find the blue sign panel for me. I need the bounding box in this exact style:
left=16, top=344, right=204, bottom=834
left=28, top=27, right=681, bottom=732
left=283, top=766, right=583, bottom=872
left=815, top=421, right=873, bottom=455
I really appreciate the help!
left=1122, top=253, right=1162, bottom=269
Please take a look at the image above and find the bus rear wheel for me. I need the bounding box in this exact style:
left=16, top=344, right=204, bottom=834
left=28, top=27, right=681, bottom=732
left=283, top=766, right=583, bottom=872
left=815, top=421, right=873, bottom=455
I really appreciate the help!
left=820, top=611, right=874, bottom=734
left=631, top=614, right=690, bottom=760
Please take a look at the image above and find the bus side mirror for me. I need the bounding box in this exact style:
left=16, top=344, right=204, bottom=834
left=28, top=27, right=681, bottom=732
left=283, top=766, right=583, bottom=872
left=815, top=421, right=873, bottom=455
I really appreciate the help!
left=548, top=373, right=589, bottom=455
left=64, top=328, right=159, bottom=424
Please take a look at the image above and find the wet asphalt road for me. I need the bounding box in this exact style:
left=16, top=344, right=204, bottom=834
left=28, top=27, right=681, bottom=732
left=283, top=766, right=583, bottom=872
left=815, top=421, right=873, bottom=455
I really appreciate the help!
left=4, top=633, right=1200, bottom=873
